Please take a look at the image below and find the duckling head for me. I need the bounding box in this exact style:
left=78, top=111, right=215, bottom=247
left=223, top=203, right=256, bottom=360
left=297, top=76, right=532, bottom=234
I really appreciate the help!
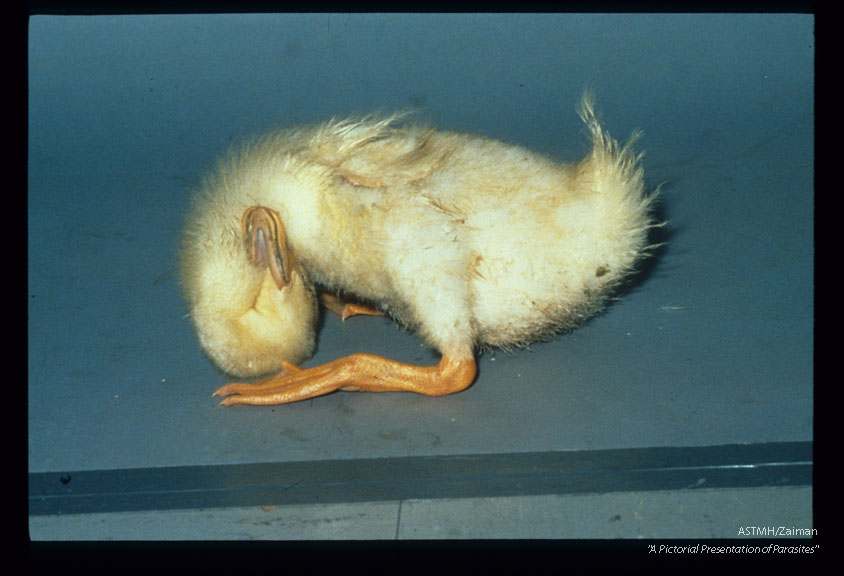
left=180, top=198, right=319, bottom=379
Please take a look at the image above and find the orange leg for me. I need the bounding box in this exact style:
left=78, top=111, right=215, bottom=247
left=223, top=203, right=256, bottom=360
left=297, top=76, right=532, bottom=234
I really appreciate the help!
left=319, top=292, right=384, bottom=322
left=213, top=355, right=476, bottom=406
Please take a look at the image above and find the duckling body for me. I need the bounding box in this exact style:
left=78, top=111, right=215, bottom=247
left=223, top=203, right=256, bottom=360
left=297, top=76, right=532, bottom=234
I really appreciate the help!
left=181, top=95, right=656, bottom=405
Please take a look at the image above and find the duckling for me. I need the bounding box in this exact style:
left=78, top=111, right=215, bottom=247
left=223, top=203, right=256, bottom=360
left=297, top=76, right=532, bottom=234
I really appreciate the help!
left=180, top=94, right=657, bottom=406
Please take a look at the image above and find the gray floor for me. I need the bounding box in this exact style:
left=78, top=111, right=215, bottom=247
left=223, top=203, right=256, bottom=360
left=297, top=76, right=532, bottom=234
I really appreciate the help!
left=28, top=14, right=813, bottom=540
left=29, top=486, right=813, bottom=540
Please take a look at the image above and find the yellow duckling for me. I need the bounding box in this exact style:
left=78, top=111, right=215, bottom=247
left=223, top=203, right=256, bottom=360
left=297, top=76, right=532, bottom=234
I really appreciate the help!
left=180, top=94, right=657, bottom=406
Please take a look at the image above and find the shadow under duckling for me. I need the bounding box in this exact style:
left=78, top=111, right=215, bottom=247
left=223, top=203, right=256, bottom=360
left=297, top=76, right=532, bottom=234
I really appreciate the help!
left=180, top=94, right=658, bottom=406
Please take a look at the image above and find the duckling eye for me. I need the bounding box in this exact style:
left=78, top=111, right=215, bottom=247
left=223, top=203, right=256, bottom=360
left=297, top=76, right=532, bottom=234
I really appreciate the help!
left=595, top=265, right=608, bottom=277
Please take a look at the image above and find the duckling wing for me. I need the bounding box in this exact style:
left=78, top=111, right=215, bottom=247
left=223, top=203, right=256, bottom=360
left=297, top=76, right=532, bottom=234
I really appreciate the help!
left=310, top=114, right=455, bottom=189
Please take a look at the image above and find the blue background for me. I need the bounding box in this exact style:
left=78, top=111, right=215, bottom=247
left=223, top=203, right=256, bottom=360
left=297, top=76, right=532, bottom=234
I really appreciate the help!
left=29, top=14, right=813, bottom=474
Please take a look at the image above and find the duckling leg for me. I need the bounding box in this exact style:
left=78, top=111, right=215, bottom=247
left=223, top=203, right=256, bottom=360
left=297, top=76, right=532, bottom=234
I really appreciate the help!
left=319, top=292, right=384, bottom=321
left=213, top=354, right=476, bottom=406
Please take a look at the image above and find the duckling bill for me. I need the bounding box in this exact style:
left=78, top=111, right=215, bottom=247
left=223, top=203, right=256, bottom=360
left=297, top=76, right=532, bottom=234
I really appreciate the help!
left=180, top=94, right=657, bottom=406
